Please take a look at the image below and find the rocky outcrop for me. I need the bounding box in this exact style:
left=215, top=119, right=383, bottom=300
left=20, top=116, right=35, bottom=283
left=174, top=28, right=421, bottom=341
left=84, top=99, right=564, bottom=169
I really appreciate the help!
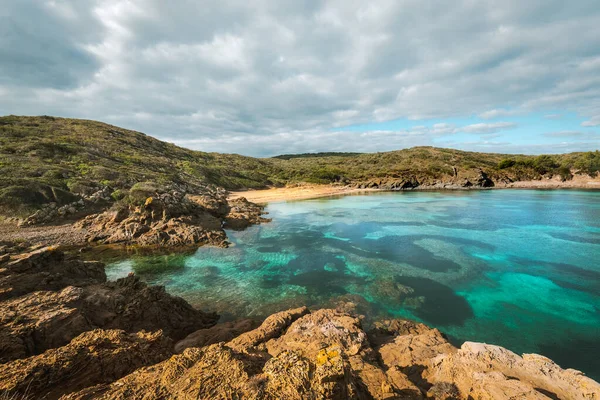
left=75, top=187, right=227, bottom=247
left=353, top=168, right=497, bottom=190
left=0, top=275, right=218, bottom=363
left=0, top=329, right=173, bottom=400
left=224, top=196, right=272, bottom=230
left=61, top=308, right=599, bottom=400
left=0, top=246, right=105, bottom=301
left=18, top=187, right=113, bottom=227
left=0, top=245, right=218, bottom=364
left=75, top=186, right=267, bottom=247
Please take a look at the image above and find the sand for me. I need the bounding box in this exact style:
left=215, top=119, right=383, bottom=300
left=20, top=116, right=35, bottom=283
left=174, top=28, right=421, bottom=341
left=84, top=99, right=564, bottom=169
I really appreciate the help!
left=228, top=185, right=376, bottom=204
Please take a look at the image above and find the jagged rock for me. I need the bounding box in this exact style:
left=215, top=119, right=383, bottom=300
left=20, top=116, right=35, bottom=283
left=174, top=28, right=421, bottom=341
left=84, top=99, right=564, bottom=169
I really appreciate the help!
left=75, top=186, right=228, bottom=247
left=0, top=246, right=105, bottom=301
left=75, top=186, right=267, bottom=247
left=476, top=169, right=495, bottom=187
left=0, top=329, right=173, bottom=400
left=174, top=318, right=257, bottom=353
left=227, top=306, right=310, bottom=352
left=0, top=275, right=218, bottom=363
left=224, top=197, right=271, bottom=230
left=427, top=342, right=600, bottom=400
left=49, top=308, right=600, bottom=400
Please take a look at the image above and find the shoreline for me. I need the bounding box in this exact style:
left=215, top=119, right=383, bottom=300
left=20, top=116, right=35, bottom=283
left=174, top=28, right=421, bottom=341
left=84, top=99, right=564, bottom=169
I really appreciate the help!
left=3, top=180, right=598, bottom=248
left=229, top=178, right=600, bottom=204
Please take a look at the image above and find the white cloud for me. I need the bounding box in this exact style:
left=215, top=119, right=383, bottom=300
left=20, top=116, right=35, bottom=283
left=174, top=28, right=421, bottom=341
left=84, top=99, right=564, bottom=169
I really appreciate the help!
left=582, top=116, right=600, bottom=127
left=1, top=0, right=600, bottom=155
left=479, top=109, right=520, bottom=119
left=459, top=122, right=518, bottom=135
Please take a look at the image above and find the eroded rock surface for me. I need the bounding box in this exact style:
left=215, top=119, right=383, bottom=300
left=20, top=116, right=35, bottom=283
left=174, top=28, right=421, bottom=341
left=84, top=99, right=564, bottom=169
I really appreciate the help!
left=0, top=329, right=173, bottom=400
left=0, top=276, right=217, bottom=363
left=76, top=186, right=267, bottom=247
left=224, top=196, right=271, bottom=230
left=0, top=246, right=105, bottom=301
left=62, top=308, right=599, bottom=400
left=0, top=245, right=218, bottom=364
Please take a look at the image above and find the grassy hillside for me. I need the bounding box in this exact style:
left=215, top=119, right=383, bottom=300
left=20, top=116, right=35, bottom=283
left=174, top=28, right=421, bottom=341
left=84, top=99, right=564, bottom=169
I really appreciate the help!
left=1, top=115, right=599, bottom=217
left=270, top=147, right=600, bottom=185
left=0, top=116, right=279, bottom=216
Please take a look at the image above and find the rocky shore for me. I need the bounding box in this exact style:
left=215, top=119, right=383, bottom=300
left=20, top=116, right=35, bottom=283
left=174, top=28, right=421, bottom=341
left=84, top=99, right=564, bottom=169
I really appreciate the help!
left=0, top=244, right=598, bottom=399
left=1, top=184, right=269, bottom=249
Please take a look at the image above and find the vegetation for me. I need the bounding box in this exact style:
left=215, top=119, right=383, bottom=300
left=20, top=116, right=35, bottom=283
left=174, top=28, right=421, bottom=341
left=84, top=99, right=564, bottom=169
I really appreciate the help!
left=273, top=152, right=362, bottom=160
left=1, top=115, right=598, bottom=217
left=0, top=116, right=279, bottom=216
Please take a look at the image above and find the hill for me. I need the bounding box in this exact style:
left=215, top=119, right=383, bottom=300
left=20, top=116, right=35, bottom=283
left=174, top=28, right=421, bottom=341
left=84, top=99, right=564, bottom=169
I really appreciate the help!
left=1, top=115, right=599, bottom=217
left=0, top=116, right=278, bottom=217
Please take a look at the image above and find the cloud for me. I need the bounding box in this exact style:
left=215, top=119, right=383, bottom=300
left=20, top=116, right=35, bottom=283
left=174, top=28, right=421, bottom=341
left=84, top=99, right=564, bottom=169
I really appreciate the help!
left=543, top=130, right=600, bottom=140
left=479, top=109, right=520, bottom=119
left=582, top=116, right=600, bottom=127
left=459, top=122, right=518, bottom=134
left=1, top=1, right=600, bottom=155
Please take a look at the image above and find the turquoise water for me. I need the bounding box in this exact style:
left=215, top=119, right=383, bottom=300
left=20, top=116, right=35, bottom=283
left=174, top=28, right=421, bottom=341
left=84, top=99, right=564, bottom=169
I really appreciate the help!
left=107, top=190, right=600, bottom=379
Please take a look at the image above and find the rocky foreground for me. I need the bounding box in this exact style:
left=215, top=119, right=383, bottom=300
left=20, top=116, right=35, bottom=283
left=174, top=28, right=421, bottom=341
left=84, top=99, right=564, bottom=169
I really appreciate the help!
left=0, top=245, right=598, bottom=400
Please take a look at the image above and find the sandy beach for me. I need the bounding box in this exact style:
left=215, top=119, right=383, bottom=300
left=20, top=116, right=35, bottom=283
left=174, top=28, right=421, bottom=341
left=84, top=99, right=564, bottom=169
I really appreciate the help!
left=230, top=177, right=600, bottom=204
left=228, top=185, right=376, bottom=203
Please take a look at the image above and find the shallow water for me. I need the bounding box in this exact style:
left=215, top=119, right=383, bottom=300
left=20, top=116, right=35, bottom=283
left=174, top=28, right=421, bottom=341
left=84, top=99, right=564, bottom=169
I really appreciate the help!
left=107, top=190, right=600, bottom=379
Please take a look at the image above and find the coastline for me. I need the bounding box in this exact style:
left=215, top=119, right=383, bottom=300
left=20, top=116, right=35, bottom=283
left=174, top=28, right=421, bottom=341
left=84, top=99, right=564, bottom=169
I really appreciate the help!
left=229, top=177, right=600, bottom=204
left=3, top=178, right=599, bottom=248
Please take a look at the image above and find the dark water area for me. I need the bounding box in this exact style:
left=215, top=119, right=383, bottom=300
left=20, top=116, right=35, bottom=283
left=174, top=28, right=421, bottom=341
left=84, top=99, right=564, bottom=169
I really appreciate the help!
left=107, top=190, right=600, bottom=380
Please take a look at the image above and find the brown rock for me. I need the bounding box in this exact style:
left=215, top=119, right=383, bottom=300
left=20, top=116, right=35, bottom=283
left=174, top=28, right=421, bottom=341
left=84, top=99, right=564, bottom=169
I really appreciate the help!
left=0, top=246, right=106, bottom=301
left=174, top=318, right=257, bottom=353
left=0, top=275, right=218, bottom=363
left=427, top=341, right=600, bottom=400
left=227, top=306, right=309, bottom=352
left=61, top=310, right=600, bottom=400
left=0, top=329, right=173, bottom=400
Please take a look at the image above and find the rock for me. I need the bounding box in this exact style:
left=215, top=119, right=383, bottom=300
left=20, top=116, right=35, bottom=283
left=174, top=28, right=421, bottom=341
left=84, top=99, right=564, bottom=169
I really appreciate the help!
left=476, top=169, right=495, bottom=187
left=175, top=318, right=257, bottom=353
left=223, top=196, right=270, bottom=230
left=427, top=341, right=600, bottom=400
left=227, top=306, right=310, bottom=352
left=0, top=329, right=173, bottom=400
left=0, top=246, right=106, bottom=301
left=50, top=309, right=600, bottom=400
left=75, top=185, right=265, bottom=247
left=0, top=275, right=218, bottom=363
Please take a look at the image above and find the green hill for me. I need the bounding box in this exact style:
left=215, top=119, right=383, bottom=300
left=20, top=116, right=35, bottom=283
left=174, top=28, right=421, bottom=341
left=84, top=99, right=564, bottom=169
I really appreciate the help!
left=1, top=115, right=599, bottom=217
left=0, top=116, right=278, bottom=216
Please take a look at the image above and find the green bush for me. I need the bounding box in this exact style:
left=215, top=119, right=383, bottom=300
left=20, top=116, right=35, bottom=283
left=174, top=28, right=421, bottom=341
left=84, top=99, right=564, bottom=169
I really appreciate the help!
left=498, top=159, right=516, bottom=169
left=532, top=155, right=559, bottom=174
left=557, top=166, right=573, bottom=181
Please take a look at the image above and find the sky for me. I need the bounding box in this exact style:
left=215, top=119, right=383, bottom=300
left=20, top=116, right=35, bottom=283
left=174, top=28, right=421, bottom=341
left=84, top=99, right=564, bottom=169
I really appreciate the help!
left=1, top=1, right=600, bottom=157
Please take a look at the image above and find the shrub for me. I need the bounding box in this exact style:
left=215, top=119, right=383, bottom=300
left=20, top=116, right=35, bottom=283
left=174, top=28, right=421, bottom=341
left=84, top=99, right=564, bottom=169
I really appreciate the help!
left=533, top=155, right=558, bottom=174
left=497, top=158, right=516, bottom=169
left=557, top=166, right=573, bottom=181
